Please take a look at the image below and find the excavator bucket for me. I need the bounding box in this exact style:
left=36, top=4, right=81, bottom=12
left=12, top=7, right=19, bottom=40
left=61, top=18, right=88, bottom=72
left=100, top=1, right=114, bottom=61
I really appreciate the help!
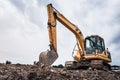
left=39, top=50, right=58, bottom=66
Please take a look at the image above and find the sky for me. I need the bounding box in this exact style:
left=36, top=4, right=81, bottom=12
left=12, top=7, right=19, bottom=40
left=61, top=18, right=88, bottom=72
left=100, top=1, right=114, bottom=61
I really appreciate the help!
left=0, top=0, right=120, bottom=65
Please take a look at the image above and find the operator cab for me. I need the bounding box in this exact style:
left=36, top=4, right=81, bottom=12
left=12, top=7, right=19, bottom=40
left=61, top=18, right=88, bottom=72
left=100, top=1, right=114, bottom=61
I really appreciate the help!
left=85, top=35, right=105, bottom=54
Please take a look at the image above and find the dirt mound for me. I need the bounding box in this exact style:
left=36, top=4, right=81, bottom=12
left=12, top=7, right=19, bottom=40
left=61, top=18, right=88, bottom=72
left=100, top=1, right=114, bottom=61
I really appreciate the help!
left=0, top=63, right=120, bottom=80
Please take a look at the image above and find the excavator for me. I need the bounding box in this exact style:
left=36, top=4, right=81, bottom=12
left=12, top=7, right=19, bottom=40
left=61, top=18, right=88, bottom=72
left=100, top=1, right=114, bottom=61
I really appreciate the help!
left=39, top=4, right=112, bottom=70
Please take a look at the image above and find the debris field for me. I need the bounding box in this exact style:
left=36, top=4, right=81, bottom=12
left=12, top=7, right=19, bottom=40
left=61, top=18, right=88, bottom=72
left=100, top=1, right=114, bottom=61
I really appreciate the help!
left=0, top=63, right=120, bottom=80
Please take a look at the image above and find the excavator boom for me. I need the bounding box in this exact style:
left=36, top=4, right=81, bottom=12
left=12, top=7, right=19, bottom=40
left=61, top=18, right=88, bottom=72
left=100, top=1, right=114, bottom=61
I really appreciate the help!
left=39, top=4, right=84, bottom=66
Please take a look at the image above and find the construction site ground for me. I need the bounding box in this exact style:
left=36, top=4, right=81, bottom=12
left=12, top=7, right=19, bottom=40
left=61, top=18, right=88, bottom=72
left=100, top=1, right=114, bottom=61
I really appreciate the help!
left=0, top=63, right=120, bottom=80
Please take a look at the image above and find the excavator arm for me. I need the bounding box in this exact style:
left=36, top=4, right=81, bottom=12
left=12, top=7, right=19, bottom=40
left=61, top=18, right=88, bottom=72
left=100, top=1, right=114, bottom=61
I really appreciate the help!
left=47, top=4, right=85, bottom=54
left=39, top=4, right=85, bottom=66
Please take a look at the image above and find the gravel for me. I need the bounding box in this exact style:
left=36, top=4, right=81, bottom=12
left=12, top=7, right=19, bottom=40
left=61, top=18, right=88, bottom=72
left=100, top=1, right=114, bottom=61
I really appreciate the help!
left=0, top=63, right=120, bottom=80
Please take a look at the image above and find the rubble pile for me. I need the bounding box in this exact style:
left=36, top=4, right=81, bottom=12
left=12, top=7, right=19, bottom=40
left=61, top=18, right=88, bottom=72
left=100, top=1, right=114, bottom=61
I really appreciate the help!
left=0, top=63, right=120, bottom=80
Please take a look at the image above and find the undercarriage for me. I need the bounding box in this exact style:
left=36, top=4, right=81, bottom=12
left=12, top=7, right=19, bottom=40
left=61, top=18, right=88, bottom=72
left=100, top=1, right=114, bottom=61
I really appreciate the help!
left=65, top=60, right=111, bottom=70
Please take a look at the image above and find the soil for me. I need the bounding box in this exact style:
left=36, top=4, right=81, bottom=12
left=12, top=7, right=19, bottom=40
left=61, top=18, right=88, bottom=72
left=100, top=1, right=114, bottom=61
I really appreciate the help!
left=0, top=63, right=120, bottom=80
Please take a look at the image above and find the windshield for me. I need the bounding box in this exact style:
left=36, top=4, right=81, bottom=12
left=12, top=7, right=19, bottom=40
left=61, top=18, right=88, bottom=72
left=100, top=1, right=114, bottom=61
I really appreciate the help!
left=85, top=36, right=104, bottom=54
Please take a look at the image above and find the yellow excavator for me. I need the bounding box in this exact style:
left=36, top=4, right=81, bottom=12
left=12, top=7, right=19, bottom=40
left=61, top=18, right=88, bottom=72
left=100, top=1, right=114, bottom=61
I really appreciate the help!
left=39, top=4, right=112, bottom=70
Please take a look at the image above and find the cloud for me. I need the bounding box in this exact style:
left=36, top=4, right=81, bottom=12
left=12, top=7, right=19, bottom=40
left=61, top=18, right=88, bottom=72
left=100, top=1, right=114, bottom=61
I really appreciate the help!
left=0, top=0, right=49, bottom=64
left=10, top=0, right=26, bottom=13
left=112, top=33, right=120, bottom=44
left=0, top=0, right=120, bottom=65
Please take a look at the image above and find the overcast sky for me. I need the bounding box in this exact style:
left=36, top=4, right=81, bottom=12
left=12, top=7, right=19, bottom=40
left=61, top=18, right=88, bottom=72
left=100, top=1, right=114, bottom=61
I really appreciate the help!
left=0, top=0, right=120, bottom=65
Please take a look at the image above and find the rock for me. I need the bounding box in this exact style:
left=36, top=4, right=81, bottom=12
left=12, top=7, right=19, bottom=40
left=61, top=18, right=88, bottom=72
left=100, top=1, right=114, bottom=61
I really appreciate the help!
left=27, top=72, right=37, bottom=80
left=0, top=63, right=120, bottom=80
